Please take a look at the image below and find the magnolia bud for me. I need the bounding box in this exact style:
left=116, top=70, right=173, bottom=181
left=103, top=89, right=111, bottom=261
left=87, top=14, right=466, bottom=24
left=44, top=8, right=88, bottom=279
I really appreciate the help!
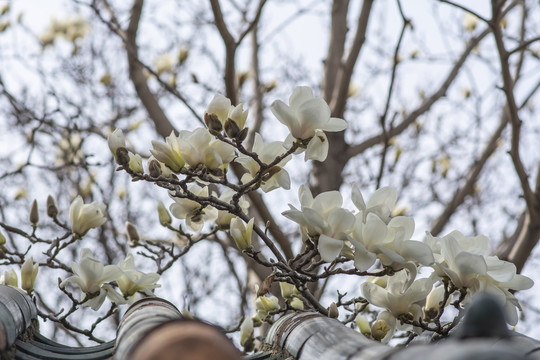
left=1, top=269, right=18, bottom=287
left=230, top=217, right=253, bottom=251
left=371, top=319, right=390, bottom=341
left=126, top=222, right=140, bottom=245
left=236, top=128, right=248, bottom=143
left=224, top=119, right=241, bottom=139
left=21, top=257, right=38, bottom=292
left=115, top=147, right=130, bottom=166
left=0, top=231, right=6, bottom=246
left=108, top=129, right=126, bottom=158
left=279, top=282, right=300, bottom=300
left=178, top=47, right=189, bottom=64
left=204, top=112, right=223, bottom=132
left=157, top=201, right=171, bottom=226
left=149, top=159, right=162, bottom=178
left=239, top=317, right=254, bottom=347
left=29, top=199, right=39, bottom=227
left=328, top=302, right=339, bottom=318
left=128, top=153, right=144, bottom=174
left=46, top=195, right=58, bottom=218
left=290, top=297, right=304, bottom=310
left=355, top=314, right=371, bottom=336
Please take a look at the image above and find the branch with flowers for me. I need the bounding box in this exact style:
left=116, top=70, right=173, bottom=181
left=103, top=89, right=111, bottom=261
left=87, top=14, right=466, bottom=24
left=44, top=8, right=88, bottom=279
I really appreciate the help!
left=0, top=85, right=534, bottom=348
left=108, top=86, right=532, bottom=347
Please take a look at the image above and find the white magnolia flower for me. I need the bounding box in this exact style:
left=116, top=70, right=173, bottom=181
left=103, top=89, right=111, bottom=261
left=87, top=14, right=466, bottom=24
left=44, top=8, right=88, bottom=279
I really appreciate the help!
left=0, top=269, right=18, bottom=287
left=169, top=184, right=218, bottom=232
left=69, top=196, right=107, bottom=237
left=214, top=189, right=249, bottom=227
left=177, top=128, right=235, bottom=170
left=255, top=295, right=279, bottom=320
left=205, top=94, right=231, bottom=126
left=230, top=217, right=254, bottom=251
left=154, top=53, right=175, bottom=75
left=228, top=103, right=249, bottom=129
left=107, top=129, right=126, bottom=159
left=463, top=12, right=478, bottom=32
left=116, top=253, right=160, bottom=303
left=150, top=131, right=185, bottom=172
left=351, top=214, right=434, bottom=272
left=279, top=282, right=300, bottom=300
left=270, top=86, right=347, bottom=161
left=20, top=257, right=39, bottom=292
left=236, top=133, right=291, bottom=192
left=427, top=230, right=533, bottom=325
left=371, top=311, right=397, bottom=342
left=239, top=317, right=254, bottom=347
left=282, top=185, right=354, bottom=262
left=59, top=248, right=124, bottom=310
left=352, top=184, right=397, bottom=224
left=362, top=271, right=433, bottom=329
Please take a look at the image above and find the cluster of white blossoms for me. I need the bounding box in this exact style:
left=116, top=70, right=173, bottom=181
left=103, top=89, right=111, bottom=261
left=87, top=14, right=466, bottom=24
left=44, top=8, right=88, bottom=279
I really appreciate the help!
left=104, top=86, right=533, bottom=344
left=0, top=257, right=39, bottom=294
left=109, top=86, right=345, bottom=235
left=283, top=182, right=533, bottom=342
left=60, top=249, right=160, bottom=310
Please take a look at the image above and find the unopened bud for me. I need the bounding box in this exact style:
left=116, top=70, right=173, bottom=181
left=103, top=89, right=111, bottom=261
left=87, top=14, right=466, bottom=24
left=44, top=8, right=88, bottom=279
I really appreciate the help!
left=157, top=201, right=171, bottom=226
left=125, top=222, right=140, bottom=245
left=21, top=257, right=38, bottom=292
left=204, top=112, right=223, bottom=132
left=178, top=47, right=189, bottom=64
left=371, top=319, right=390, bottom=341
left=46, top=195, right=58, bottom=218
left=290, top=297, right=304, bottom=310
left=355, top=314, right=371, bottom=335
left=236, top=128, right=248, bottom=143
left=115, top=147, right=130, bottom=166
left=1, top=269, right=18, bottom=287
left=239, top=317, right=254, bottom=347
left=128, top=153, right=144, bottom=174
left=29, top=200, right=39, bottom=227
left=149, top=159, right=162, bottom=178
left=224, top=118, right=241, bottom=139
left=0, top=231, right=6, bottom=246
left=328, top=302, right=339, bottom=318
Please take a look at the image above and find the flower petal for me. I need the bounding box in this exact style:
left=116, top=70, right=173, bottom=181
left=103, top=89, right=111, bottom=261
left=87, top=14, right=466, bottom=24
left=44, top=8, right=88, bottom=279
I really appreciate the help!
left=318, top=234, right=344, bottom=262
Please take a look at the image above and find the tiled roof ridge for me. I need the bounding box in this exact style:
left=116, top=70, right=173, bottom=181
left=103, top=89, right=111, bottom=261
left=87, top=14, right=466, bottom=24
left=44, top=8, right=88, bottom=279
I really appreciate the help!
left=2, top=285, right=540, bottom=360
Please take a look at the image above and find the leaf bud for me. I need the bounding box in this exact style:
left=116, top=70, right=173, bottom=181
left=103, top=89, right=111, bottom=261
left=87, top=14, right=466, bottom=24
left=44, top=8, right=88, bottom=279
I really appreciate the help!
left=149, top=159, right=163, bottom=178
left=46, top=195, right=58, bottom=218
left=125, top=222, right=140, bottom=245
left=29, top=199, right=39, bottom=227
left=204, top=112, right=223, bottom=133
left=0, top=231, right=6, bottom=246
left=328, top=302, right=339, bottom=318
left=224, top=118, right=241, bottom=139
left=115, top=147, right=130, bottom=166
